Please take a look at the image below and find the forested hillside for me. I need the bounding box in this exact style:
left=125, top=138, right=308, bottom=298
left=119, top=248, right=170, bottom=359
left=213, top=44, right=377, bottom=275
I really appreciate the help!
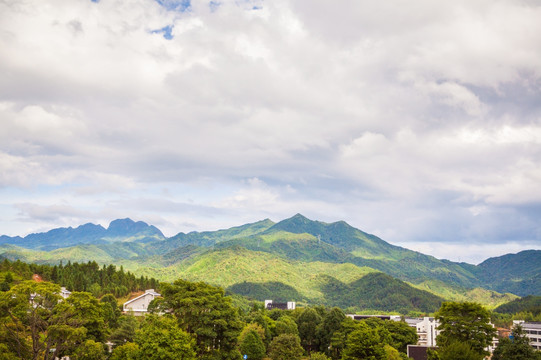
left=1, top=214, right=539, bottom=310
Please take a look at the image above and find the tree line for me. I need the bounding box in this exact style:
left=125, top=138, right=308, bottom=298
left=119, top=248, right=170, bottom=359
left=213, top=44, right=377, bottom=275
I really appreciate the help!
left=0, top=259, right=159, bottom=298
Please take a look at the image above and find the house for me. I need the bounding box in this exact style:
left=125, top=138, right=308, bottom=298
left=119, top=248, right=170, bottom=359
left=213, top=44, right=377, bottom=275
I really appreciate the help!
left=123, top=289, right=161, bottom=316
left=513, top=320, right=541, bottom=350
left=264, top=300, right=295, bottom=310
left=60, top=287, right=71, bottom=299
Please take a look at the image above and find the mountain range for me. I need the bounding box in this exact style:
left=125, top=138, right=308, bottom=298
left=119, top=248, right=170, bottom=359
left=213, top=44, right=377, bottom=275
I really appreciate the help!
left=1, top=214, right=539, bottom=312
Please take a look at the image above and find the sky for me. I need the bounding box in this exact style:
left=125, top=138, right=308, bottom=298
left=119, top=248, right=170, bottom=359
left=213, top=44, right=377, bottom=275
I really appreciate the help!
left=1, top=0, right=541, bottom=264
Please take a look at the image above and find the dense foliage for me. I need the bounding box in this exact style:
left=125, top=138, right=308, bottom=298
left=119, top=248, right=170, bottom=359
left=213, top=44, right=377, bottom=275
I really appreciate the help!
left=0, top=258, right=158, bottom=298
left=4, top=258, right=540, bottom=360
left=434, top=302, right=497, bottom=358
left=320, top=272, right=443, bottom=313
left=494, top=295, right=541, bottom=315
left=227, top=281, right=301, bottom=302
left=2, top=215, right=539, bottom=308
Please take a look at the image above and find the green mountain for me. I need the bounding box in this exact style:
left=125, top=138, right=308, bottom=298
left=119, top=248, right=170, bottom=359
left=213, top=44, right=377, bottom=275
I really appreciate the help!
left=493, top=295, right=541, bottom=315
left=1, top=214, right=539, bottom=311
left=474, top=250, right=541, bottom=296
left=157, top=219, right=275, bottom=251
left=318, top=272, right=443, bottom=313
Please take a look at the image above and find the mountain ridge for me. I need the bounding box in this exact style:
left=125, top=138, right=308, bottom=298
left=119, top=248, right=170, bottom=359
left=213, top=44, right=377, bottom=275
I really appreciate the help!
left=1, top=214, right=539, bottom=302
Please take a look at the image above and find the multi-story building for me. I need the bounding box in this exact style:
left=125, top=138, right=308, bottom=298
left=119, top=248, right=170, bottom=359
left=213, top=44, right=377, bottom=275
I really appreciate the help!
left=513, top=320, right=541, bottom=350
left=406, top=317, right=440, bottom=347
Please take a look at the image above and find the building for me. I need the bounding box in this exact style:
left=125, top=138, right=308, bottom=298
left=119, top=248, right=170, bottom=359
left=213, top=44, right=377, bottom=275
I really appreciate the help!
left=346, top=314, right=402, bottom=321
left=60, top=287, right=71, bottom=299
left=407, top=345, right=437, bottom=360
left=346, top=314, right=439, bottom=347
left=264, top=300, right=295, bottom=310
left=404, top=317, right=440, bottom=347
left=123, top=289, right=161, bottom=316
left=513, top=320, right=541, bottom=350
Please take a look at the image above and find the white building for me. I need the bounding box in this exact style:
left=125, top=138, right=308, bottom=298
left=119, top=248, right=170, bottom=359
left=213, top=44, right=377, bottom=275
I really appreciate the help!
left=60, top=287, right=71, bottom=299
left=264, top=300, right=295, bottom=310
left=123, top=289, right=161, bottom=316
left=513, top=320, right=541, bottom=350
left=405, top=317, right=440, bottom=347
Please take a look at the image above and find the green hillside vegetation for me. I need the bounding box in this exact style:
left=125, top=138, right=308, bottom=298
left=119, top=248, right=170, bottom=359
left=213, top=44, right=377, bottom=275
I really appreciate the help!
left=131, top=246, right=377, bottom=303
left=494, top=295, right=541, bottom=315
left=2, top=214, right=540, bottom=312
left=410, top=279, right=519, bottom=309
left=318, top=272, right=443, bottom=313
left=475, top=250, right=541, bottom=296
left=227, top=281, right=301, bottom=302
left=0, top=258, right=158, bottom=298
left=0, top=260, right=429, bottom=360
left=0, top=237, right=526, bottom=310
left=156, top=219, right=275, bottom=250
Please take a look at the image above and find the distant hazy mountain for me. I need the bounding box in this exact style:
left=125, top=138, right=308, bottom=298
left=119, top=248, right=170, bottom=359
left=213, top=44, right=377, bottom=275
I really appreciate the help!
left=0, top=218, right=164, bottom=250
left=0, top=214, right=538, bottom=310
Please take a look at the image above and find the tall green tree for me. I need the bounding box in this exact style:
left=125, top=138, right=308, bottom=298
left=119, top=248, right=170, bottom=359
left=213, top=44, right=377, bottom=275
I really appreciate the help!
left=239, top=330, right=265, bottom=360
left=135, top=314, right=196, bottom=360
left=329, top=318, right=363, bottom=360
left=160, top=279, right=243, bottom=360
left=316, top=307, right=345, bottom=355
left=109, top=342, right=140, bottom=360
left=297, top=307, right=322, bottom=354
left=0, top=280, right=61, bottom=360
left=433, top=341, right=484, bottom=360
left=362, top=317, right=417, bottom=355
left=435, top=301, right=496, bottom=357
left=53, top=292, right=107, bottom=343
left=341, top=327, right=386, bottom=360
left=100, top=294, right=121, bottom=329
left=109, top=315, right=139, bottom=348
left=47, top=291, right=107, bottom=359
left=275, top=315, right=299, bottom=337
left=267, top=333, right=304, bottom=360
left=72, top=339, right=106, bottom=360
left=239, top=323, right=266, bottom=348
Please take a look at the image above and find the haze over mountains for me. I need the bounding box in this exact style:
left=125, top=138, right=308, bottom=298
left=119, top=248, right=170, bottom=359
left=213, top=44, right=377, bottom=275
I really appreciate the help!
left=1, top=214, right=539, bottom=312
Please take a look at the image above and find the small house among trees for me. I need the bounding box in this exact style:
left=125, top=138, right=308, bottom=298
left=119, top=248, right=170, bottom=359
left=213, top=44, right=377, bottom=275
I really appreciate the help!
left=123, top=289, right=161, bottom=316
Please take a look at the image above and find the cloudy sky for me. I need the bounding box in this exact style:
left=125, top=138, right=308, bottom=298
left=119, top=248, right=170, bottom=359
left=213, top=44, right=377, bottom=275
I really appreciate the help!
left=1, top=0, right=540, bottom=264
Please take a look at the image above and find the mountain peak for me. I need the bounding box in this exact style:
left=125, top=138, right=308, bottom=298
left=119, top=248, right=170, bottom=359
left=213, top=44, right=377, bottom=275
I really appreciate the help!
left=107, top=218, right=163, bottom=238
left=285, top=213, right=312, bottom=224
left=108, top=218, right=137, bottom=229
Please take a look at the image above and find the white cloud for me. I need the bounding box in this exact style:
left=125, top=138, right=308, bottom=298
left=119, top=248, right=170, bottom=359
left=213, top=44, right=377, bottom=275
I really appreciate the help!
left=0, top=0, right=540, bottom=262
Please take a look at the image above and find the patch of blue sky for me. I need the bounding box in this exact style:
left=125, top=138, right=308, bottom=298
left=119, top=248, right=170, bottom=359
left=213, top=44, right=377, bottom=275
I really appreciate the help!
left=209, top=1, right=221, bottom=12
left=155, top=0, right=191, bottom=12
left=151, top=25, right=174, bottom=40
left=90, top=0, right=99, bottom=3
left=236, top=0, right=263, bottom=10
